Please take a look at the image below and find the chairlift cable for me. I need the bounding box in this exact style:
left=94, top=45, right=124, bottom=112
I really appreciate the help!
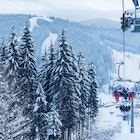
left=122, top=0, right=126, bottom=80
left=122, top=0, right=124, bottom=13
left=122, top=30, right=125, bottom=80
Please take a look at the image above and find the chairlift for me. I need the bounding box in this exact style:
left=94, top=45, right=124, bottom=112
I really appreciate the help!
left=112, top=79, right=136, bottom=103
left=120, top=104, right=131, bottom=112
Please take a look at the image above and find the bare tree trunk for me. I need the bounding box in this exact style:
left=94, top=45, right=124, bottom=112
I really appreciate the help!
left=78, top=122, right=81, bottom=140
left=75, top=127, right=78, bottom=140
left=68, top=128, right=71, bottom=140
left=61, top=128, right=65, bottom=140
left=87, top=107, right=91, bottom=139
left=49, top=135, right=59, bottom=140
left=81, top=121, right=84, bottom=140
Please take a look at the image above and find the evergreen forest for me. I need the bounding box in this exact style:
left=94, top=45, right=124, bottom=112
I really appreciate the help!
left=0, top=24, right=98, bottom=140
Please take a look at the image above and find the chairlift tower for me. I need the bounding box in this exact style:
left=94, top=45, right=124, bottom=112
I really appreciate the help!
left=131, top=100, right=134, bottom=133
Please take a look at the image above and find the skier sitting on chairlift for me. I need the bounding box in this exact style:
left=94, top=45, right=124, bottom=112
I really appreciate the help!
left=128, top=92, right=134, bottom=100
left=113, top=91, right=120, bottom=102
left=122, top=88, right=128, bottom=100
left=120, top=105, right=131, bottom=112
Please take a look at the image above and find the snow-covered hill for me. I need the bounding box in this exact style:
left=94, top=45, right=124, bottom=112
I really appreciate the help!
left=1, top=14, right=140, bottom=140
left=0, top=14, right=140, bottom=87
left=81, top=18, right=120, bottom=29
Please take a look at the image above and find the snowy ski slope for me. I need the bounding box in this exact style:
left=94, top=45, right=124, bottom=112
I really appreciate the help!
left=96, top=48, right=140, bottom=139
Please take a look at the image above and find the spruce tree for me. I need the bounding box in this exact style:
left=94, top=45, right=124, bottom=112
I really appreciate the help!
left=77, top=52, right=90, bottom=139
left=88, top=62, right=98, bottom=119
left=38, top=50, right=48, bottom=85
left=32, top=83, right=48, bottom=140
left=47, top=107, right=62, bottom=140
left=19, top=23, right=37, bottom=105
left=77, top=52, right=90, bottom=116
left=4, top=26, right=19, bottom=88
left=0, top=38, right=7, bottom=71
left=18, top=23, right=37, bottom=139
left=39, top=41, right=55, bottom=107
left=0, top=27, right=29, bottom=139
left=0, top=71, right=12, bottom=140
left=49, top=30, right=80, bottom=140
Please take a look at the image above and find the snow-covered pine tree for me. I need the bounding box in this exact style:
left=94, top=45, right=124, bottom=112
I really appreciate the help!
left=47, top=107, right=62, bottom=140
left=40, top=41, right=55, bottom=107
left=87, top=62, right=98, bottom=119
left=0, top=43, right=25, bottom=139
left=19, top=22, right=37, bottom=104
left=4, top=26, right=19, bottom=88
left=32, top=83, right=48, bottom=140
left=0, top=70, right=12, bottom=140
left=77, top=52, right=90, bottom=139
left=0, top=38, right=7, bottom=71
left=38, top=49, right=48, bottom=85
left=0, top=26, right=31, bottom=140
left=18, top=23, right=37, bottom=139
left=49, top=29, right=80, bottom=140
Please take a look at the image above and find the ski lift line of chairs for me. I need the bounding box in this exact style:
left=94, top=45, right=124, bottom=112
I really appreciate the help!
left=113, top=88, right=135, bottom=102
left=113, top=88, right=133, bottom=112
left=121, top=13, right=133, bottom=31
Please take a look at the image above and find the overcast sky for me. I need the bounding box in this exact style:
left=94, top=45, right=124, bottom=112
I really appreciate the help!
left=0, top=0, right=136, bottom=21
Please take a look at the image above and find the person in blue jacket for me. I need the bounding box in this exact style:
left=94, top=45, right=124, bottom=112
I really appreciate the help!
left=122, top=88, right=128, bottom=100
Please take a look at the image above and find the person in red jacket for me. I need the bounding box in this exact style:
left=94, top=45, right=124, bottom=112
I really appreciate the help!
left=114, top=92, right=120, bottom=102
left=128, top=93, right=134, bottom=100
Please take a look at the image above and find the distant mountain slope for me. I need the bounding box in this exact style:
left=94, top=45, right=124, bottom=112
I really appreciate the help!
left=81, top=18, right=120, bottom=29
left=81, top=18, right=140, bottom=53
left=0, top=14, right=31, bottom=38
left=0, top=14, right=139, bottom=86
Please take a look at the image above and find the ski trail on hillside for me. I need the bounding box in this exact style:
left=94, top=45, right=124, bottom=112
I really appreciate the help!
left=29, top=16, right=53, bottom=31
left=42, top=33, right=58, bottom=54
left=29, top=17, right=38, bottom=31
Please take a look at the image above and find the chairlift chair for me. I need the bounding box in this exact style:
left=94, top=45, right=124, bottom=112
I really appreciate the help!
left=112, top=79, right=136, bottom=102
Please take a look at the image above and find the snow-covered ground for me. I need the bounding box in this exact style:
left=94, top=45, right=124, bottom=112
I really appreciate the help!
left=98, top=47, right=140, bottom=139
left=29, top=16, right=54, bottom=31
left=97, top=92, right=140, bottom=140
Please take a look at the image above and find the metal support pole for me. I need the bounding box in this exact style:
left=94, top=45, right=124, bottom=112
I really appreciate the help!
left=134, top=0, right=137, bottom=27
left=135, top=0, right=137, bottom=19
left=131, top=100, right=134, bottom=133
